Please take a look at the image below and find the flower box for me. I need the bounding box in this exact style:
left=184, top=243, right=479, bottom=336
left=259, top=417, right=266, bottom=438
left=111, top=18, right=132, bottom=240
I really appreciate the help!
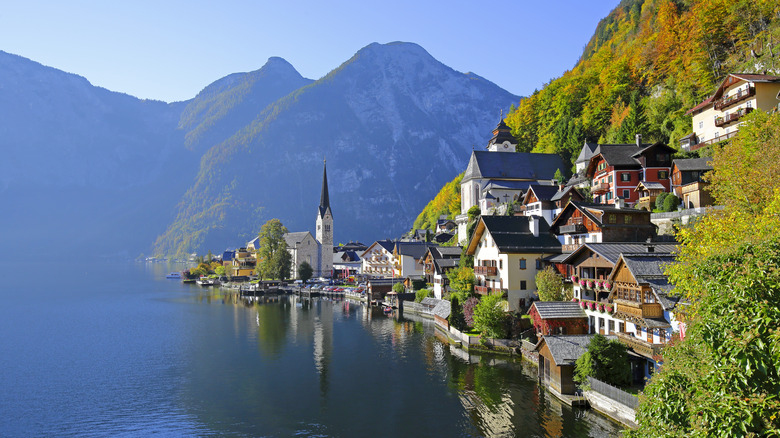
left=586, top=280, right=595, bottom=289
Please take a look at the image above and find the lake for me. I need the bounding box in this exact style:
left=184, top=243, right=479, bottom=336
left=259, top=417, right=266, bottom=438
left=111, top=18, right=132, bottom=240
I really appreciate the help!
left=0, top=261, right=623, bottom=437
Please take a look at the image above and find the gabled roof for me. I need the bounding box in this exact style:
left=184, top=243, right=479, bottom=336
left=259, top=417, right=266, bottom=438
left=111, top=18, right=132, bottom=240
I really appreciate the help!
left=395, top=241, right=438, bottom=259
left=531, top=301, right=587, bottom=320
left=334, top=250, right=361, bottom=263
left=590, top=144, right=645, bottom=168
left=561, top=242, right=678, bottom=266
left=466, top=215, right=561, bottom=255
left=607, top=253, right=682, bottom=311
left=284, top=231, right=315, bottom=248
left=462, top=151, right=565, bottom=183
left=536, top=335, right=610, bottom=366
left=686, top=73, right=780, bottom=114
left=432, top=299, right=451, bottom=319
left=672, top=157, right=713, bottom=172
left=631, top=142, right=677, bottom=158
left=523, top=184, right=560, bottom=204
left=550, top=186, right=583, bottom=202
left=575, top=142, right=600, bottom=165
left=550, top=201, right=652, bottom=230
left=636, top=181, right=665, bottom=191
left=433, top=232, right=456, bottom=244
left=360, top=239, right=395, bottom=258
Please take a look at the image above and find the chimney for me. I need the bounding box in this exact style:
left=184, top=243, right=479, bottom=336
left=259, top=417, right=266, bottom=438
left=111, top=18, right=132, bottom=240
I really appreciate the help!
left=636, top=134, right=642, bottom=146
left=529, top=215, right=539, bottom=237
left=646, top=237, right=655, bottom=253
left=615, top=198, right=625, bottom=209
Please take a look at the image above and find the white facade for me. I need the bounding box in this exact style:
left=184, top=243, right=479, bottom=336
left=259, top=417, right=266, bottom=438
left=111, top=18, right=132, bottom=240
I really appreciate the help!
left=361, top=243, right=395, bottom=278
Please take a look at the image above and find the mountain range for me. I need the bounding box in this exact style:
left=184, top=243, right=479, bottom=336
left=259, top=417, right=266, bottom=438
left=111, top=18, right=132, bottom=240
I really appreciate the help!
left=0, top=42, right=520, bottom=258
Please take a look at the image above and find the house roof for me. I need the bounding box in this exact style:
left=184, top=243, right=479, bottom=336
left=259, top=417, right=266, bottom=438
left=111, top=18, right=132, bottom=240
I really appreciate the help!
left=561, top=242, right=678, bottom=266
left=531, top=301, right=587, bottom=320
left=466, top=215, right=561, bottom=255
left=482, top=180, right=538, bottom=192
left=591, top=144, right=644, bottom=168
left=536, top=335, right=611, bottom=366
left=283, top=231, right=315, bottom=248
left=687, top=73, right=780, bottom=114
left=550, top=186, right=583, bottom=202
left=550, top=201, right=652, bottom=230
left=685, top=95, right=714, bottom=115
left=430, top=246, right=463, bottom=258
left=631, top=142, right=677, bottom=158
left=432, top=299, right=451, bottom=319
left=636, top=181, right=665, bottom=191
left=433, top=232, right=456, bottom=244
left=575, top=142, right=600, bottom=165
left=395, top=241, right=438, bottom=259
left=524, top=184, right=560, bottom=203
left=673, top=157, right=713, bottom=172
left=607, top=253, right=683, bottom=313
left=462, top=150, right=565, bottom=183
left=360, top=239, right=395, bottom=258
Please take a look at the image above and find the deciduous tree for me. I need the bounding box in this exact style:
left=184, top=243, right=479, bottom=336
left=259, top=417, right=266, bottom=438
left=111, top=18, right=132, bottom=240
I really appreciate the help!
left=255, top=218, right=292, bottom=280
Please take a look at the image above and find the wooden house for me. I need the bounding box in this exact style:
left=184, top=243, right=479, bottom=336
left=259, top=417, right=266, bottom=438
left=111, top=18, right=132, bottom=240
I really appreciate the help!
left=671, top=158, right=714, bottom=209
left=528, top=302, right=588, bottom=336
left=536, top=335, right=610, bottom=395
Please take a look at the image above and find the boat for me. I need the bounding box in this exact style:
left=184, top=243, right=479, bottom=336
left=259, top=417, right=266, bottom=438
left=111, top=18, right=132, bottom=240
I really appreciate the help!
left=166, top=272, right=182, bottom=279
left=196, top=277, right=217, bottom=286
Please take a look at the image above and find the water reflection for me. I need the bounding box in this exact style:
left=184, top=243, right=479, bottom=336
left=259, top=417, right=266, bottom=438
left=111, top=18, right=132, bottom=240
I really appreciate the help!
left=182, top=288, right=623, bottom=437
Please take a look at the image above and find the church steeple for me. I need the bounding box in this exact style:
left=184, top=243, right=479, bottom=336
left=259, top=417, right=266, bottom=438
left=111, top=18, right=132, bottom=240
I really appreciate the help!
left=318, top=159, right=331, bottom=218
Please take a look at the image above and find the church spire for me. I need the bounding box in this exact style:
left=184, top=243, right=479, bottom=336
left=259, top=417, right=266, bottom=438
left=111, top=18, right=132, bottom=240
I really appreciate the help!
left=319, top=159, right=331, bottom=217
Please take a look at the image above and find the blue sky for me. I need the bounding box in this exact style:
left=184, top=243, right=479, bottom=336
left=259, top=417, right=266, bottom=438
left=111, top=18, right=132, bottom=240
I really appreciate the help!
left=1, top=1, right=619, bottom=102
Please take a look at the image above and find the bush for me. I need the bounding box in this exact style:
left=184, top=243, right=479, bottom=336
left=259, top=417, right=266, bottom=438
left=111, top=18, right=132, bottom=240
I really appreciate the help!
left=392, top=282, right=405, bottom=293
left=449, top=296, right=466, bottom=331
left=472, top=294, right=509, bottom=339
left=655, top=192, right=669, bottom=211
left=574, top=334, right=631, bottom=388
left=535, top=266, right=569, bottom=301
left=414, top=289, right=431, bottom=303
left=662, top=193, right=680, bottom=212
left=462, top=297, right=479, bottom=328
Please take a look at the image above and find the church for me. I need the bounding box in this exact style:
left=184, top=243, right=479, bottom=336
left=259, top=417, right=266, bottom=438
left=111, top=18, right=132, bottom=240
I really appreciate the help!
left=284, top=161, right=334, bottom=279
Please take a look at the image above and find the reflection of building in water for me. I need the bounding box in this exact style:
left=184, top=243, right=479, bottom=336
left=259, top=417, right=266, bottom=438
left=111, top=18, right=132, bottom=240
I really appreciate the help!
left=312, top=300, right=333, bottom=397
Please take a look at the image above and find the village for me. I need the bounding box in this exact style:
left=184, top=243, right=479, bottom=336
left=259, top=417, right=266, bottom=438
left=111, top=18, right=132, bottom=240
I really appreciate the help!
left=179, top=72, right=780, bottom=429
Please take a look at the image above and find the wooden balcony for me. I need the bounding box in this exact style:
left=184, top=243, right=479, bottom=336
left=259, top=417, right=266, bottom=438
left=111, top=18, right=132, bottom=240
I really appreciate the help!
left=475, top=285, right=490, bottom=295
left=562, top=243, right=581, bottom=252
left=615, top=331, right=663, bottom=360
left=559, top=223, right=586, bottom=234
left=614, top=299, right=663, bottom=319
left=474, top=265, right=498, bottom=276
left=592, top=183, right=610, bottom=195
left=714, top=86, right=755, bottom=110
left=715, top=107, right=753, bottom=127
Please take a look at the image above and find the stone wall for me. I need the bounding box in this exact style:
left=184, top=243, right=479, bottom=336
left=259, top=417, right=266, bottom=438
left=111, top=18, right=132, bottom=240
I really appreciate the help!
left=585, top=390, right=638, bottom=429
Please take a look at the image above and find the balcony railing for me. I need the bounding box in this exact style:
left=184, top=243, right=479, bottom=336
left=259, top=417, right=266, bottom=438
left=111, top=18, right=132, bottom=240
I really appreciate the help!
left=475, top=285, right=490, bottom=295
left=559, top=223, right=586, bottom=234
left=615, top=332, right=663, bottom=359
left=714, top=86, right=755, bottom=110
left=614, top=299, right=663, bottom=319
left=474, top=265, right=498, bottom=276
left=690, top=130, right=739, bottom=150
left=562, top=243, right=581, bottom=252
left=715, top=107, right=753, bottom=127
left=592, top=183, right=610, bottom=194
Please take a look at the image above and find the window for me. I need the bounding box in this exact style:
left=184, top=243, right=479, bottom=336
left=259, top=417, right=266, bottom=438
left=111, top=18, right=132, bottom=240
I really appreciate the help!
left=606, top=192, right=613, bottom=200
left=535, top=259, right=542, bottom=270
left=520, top=280, right=527, bottom=290
left=519, top=259, right=526, bottom=270
left=620, top=173, right=630, bottom=182
left=658, top=170, right=669, bottom=180
left=608, top=214, right=617, bottom=224
left=623, top=189, right=630, bottom=198
left=698, top=121, right=704, bottom=129
left=608, top=175, right=613, bottom=183
left=499, top=260, right=503, bottom=270
left=624, top=215, right=633, bottom=224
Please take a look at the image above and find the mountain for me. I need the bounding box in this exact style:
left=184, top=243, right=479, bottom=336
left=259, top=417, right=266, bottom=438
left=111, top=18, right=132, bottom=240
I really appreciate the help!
left=153, top=42, right=520, bottom=256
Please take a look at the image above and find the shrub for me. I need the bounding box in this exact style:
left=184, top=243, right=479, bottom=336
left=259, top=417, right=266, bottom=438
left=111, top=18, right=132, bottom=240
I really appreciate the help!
left=472, top=294, right=509, bottom=339
left=392, top=282, right=405, bottom=293
left=663, top=193, right=680, bottom=212
left=462, top=297, right=480, bottom=328
left=449, top=296, right=467, bottom=331
left=415, top=288, right=431, bottom=303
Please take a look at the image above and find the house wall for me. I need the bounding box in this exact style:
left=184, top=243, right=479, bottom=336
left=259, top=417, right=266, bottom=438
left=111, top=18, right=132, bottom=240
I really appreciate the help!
left=362, top=246, right=394, bottom=277
left=538, top=342, right=577, bottom=395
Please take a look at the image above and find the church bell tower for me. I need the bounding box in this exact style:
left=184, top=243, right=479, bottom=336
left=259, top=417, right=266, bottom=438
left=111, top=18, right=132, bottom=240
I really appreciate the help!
left=316, top=160, right=333, bottom=277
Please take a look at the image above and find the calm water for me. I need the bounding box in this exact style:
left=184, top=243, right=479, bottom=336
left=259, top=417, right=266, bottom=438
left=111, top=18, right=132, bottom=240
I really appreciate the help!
left=0, top=261, right=623, bottom=437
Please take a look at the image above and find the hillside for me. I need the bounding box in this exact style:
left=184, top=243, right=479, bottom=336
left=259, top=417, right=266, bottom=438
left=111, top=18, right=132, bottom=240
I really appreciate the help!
left=506, top=0, right=780, bottom=168
left=411, top=173, right=463, bottom=232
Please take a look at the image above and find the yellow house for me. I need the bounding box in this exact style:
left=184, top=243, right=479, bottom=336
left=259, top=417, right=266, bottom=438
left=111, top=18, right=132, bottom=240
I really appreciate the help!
left=231, top=247, right=256, bottom=277
left=466, top=215, right=561, bottom=312
left=682, top=73, right=780, bottom=151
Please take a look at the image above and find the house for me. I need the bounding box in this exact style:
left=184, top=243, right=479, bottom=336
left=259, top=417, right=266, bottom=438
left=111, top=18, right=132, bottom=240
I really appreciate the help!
left=333, top=249, right=361, bottom=279
left=521, top=184, right=561, bottom=225
left=549, top=201, right=656, bottom=253
left=550, top=185, right=584, bottom=212
left=567, top=142, right=600, bottom=188
left=436, top=217, right=457, bottom=234
left=284, top=231, right=319, bottom=279
left=607, top=253, right=685, bottom=381
left=585, top=140, right=675, bottom=206
left=528, top=302, right=588, bottom=336
left=365, top=277, right=405, bottom=301
left=456, top=118, right=566, bottom=240
left=633, top=181, right=666, bottom=211
left=466, top=215, right=562, bottom=311
left=393, top=241, right=438, bottom=278
left=671, top=158, right=714, bottom=209
left=682, top=73, right=780, bottom=150
left=420, top=246, right=462, bottom=299
left=536, top=335, right=613, bottom=395
left=360, top=240, right=396, bottom=277
left=231, top=247, right=256, bottom=277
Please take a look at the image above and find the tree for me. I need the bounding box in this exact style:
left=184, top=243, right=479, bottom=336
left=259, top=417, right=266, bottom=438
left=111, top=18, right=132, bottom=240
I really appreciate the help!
left=655, top=192, right=669, bottom=211
left=472, top=294, right=508, bottom=339
left=215, top=265, right=226, bottom=277
left=449, top=296, right=467, bottom=331
left=574, top=334, right=631, bottom=388
left=414, top=289, right=431, bottom=303
left=392, top=282, right=405, bottom=294
left=255, top=218, right=292, bottom=280
left=535, top=267, right=569, bottom=301
left=554, top=168, right=565, bottom=185
left=297, top=261, right=313, bottom=284
left=662, top=193, right=680, bottom=212
left=447, top=266, right=475, bottom=301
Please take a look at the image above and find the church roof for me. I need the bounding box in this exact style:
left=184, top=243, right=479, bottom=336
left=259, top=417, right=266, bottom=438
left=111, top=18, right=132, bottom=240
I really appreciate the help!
left=462, top=151, right=565, bottom=183
left=318, top=161, right=332, bottom=218
left=284, top=231, right=315, bottom=248
left=486, top=118, right=516, bottom=148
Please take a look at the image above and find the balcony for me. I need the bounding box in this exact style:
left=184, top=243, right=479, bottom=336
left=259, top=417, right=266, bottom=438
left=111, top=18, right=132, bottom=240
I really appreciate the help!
left=715, top=107, right=753, bottom=127
left=592, top=183, right=610, bottom=195
left=615, top=331, right=663, bottom=359
left=474, top=265, right=498, bottom=276
left=714, top=86, right=755, bottom=110
left=562, top=243, right=581, bottom=252
left=614, top=299, right=663, bottom=319
left=635, top=196, right=656, bottom=212
left=475, top=285, right=490, bottom=295
left=559, top=223, right=586, bottom=234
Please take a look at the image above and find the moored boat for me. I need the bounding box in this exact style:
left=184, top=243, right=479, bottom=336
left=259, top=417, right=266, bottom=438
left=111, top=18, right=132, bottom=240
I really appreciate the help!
left=166, top=272, right=182, bottom=279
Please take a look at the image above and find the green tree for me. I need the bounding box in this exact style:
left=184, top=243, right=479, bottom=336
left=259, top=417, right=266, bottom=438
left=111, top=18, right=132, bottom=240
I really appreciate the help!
left=255, top=218, right=292, bottom=280
left=449, top=296, right=467, bottom=331
left=215, top=265, right=226, bottom=276
left=574, top=334, right=631, bottom=388
left=392, top=282, right=405, bottom=294
left=554, top=168, right=565, bottom=184
left=662, top=193, right=680, bottom=212
left=297, top=261, right=313, bottom=283
left=535, top=267, right=569, bottom=301
left=447, top=266, right=475, bottom=301
left=472, top=294, right=508, bottom=339
left=655, top=192, right=669, bottom=211
left=414, top=289, right=431, bottom=303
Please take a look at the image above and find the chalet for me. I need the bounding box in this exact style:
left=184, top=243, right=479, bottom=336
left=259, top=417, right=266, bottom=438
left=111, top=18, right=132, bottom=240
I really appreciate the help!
left=528, top=302, right=588, bottom=336
left=682, top=73, right=780, bottom=150
left=586, top=140, right=675, bottom=206
left=284, top=231, right=319, bottom=279
left=536, top=335, right=614, bottom=395
left=607, top=253, right=685, bottom=381
left=360, top=240, right=396, bottom=278
left=633, top=181, right=666, bottom=211
left=420, top=246, right=462, bottom=299
left=550, top=185, right=584, bottom=212
left=393, top=241, right=438, bottom=278
left=671, top=158, right=714, bottom=209
left=456, top=119, right=566, bottom=240
left=549, top=201, right=656, bottom=253
left=466, top=215, right=561, bottom=311
left=436, top=217, right=457, bottom=234
left=521, top=184, right=560, bottom=225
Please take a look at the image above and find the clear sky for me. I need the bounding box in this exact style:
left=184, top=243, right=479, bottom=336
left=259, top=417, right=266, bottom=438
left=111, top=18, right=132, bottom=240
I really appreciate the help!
left=1, top=1, right=619, bottom=103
